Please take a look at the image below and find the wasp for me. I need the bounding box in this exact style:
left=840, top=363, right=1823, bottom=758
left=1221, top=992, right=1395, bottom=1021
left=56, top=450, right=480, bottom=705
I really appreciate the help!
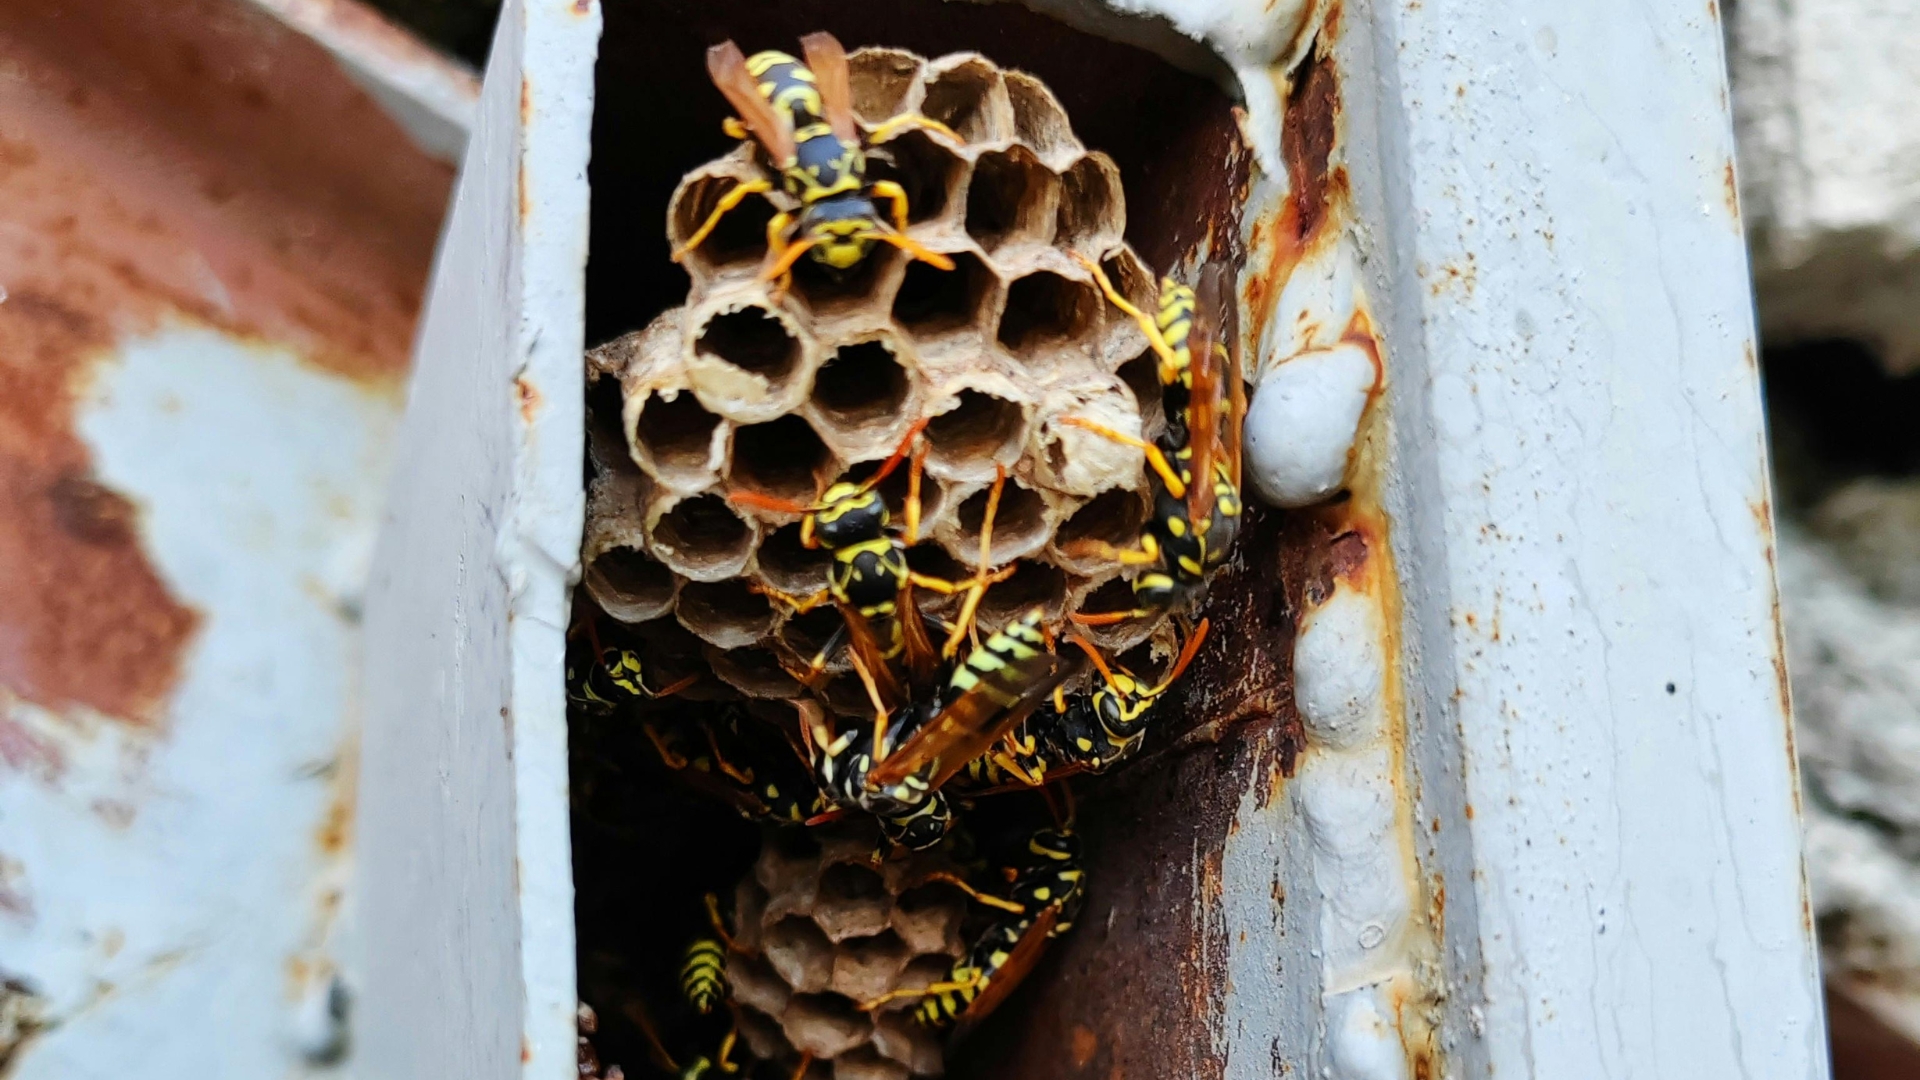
left=566, top=618, right=700, bottom=714
left=860, top=827, right=1086, bottom=1033
left=731, top=420, right=1013, bottom=703
left=1039, top=621, right=1210, bottom=773
left=644, top=706, right=827, bottom=826
left=809, top=607, right=1084, bottom=850
left=677, top=33, right=958, bottom=286
left=1063, top=262, right=1246, bottom=624
left=679, top=892, right=747, bottom=1017
left=631, top=995, right=741, bottom=1080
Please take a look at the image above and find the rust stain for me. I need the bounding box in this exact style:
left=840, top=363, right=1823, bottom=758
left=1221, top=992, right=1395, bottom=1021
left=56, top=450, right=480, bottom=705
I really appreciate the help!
left=1707, top=0, right=1719, bottom=21
left=573, top=0, right=594, bottom=13
left=1463, top=802, right=1474, bottom=820
left=0, top=0, right=449, bottom=725
left=1721, top=158, right=1741, bottom=222
left=516, top=374, right=543, bottom=425
left=1281, top=38, right=1340, bottom=247
left=0, top=715, right=62, bottom=777
left=1070, top=1026, right=1098, bottom=1067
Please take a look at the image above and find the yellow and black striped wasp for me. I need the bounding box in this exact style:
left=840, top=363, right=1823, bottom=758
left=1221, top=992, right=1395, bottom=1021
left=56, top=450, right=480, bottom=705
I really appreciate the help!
left=678, top=892, right=744, bottom=1017
left=859, top=826, right=1086, bottom=1034
left=566, top=617, right=700, bottom=714
left=808, top=607, right=1085, bottom=851
left=1041, top=619, right=1211, bottom=774
left=642, top=705, right=826, bottom=827
left=1064, top=261, right=1246, bottom=624
left=730, top=419, right=1013, bottom=706
left=676, top=32, right=957, bottom=285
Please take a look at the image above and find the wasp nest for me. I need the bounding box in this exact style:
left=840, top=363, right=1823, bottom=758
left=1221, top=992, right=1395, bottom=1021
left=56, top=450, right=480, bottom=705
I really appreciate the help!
left=584, top=46, right=1178, bottom=715
left=726, top=823, right=973, bottom=1080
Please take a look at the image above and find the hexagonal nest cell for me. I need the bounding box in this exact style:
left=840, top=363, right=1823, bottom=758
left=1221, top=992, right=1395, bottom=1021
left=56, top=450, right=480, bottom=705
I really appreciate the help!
left=575, top=11, right=1251, bottom=1080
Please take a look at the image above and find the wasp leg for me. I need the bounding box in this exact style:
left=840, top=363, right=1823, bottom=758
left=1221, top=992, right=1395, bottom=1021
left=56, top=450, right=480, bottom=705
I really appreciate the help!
left=867, top=112, right=963, bottom=146
left=905, top=432, right=928, bottom=545
left=788, top=1051, right=814, bottom=1080
left=868, top=178, right=914, bottom=234
left=757, top=584, right=832, bottom=614
left=1060, top=536, right=1161, bottom=568
left=989, top=748, right=1045, bottom=788
left=704, top=727, right=756, bottom=786
left=716, top=1024, right=741, bottom=1074
left=721, top=116, right=751, bottom=141
left=672, top=177, right=774, bottom=263
left=800, top=620, right=850, bottom=680
left=943, top=465, right=1006, bottom=659
left=1060, top=416, right=1186, bottom=498
left=860, top=976, right=978, bottom=1013
left=845, top=645, right=892, bottom=757
left=762, top=214, right=819, bottom=291
left=644, top=722, right=690, bottom=770
left=912, top=870, right=1026, bottom=914
left=704, top=892, right=742, bottom=953
left=1073, top=253, right=1181, bottom=383
left=652, top=672, right=701, bottom=698
left=1069, top=608, right=1154, bottom=627
left=875, top=228, right=956, bottom=272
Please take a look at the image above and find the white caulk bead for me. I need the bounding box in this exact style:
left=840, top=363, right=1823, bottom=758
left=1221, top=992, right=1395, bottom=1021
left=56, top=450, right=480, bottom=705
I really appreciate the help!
left=1244, top=342, right=1377, bottom=507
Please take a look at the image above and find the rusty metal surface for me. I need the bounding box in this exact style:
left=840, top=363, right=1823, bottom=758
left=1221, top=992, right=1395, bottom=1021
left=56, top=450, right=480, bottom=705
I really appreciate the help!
left=0, top=0, right=453, bottom=1073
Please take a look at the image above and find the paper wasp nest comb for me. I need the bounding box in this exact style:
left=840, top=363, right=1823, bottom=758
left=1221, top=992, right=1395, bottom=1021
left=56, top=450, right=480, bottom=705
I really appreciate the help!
left=726, top=824, right=971, bottom=1079
left=585, top=47, right=1179, bottom=710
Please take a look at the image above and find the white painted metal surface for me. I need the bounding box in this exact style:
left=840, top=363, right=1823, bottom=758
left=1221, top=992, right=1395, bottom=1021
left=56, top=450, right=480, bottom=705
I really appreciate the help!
left=1334, top=0, right=1828, bottom=1075
left=354, top=1, right=596, bottom=1078
left=2, top=327, right=396, bottom=1078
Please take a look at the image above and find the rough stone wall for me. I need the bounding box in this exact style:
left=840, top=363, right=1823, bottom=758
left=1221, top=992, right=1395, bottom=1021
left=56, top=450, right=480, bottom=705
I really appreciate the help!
left=1727, top=0, right=1920, bottom=374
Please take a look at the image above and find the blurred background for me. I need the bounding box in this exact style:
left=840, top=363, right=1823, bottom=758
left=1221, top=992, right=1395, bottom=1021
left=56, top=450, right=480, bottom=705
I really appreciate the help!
left=0, top=0, right=1913, bottom=1076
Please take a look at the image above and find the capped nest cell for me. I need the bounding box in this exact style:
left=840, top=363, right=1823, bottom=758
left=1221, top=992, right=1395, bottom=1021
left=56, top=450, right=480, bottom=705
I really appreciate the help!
left=586, top=45, right=1177, bottom=712
left=728, top=823, right=972, bottom=1080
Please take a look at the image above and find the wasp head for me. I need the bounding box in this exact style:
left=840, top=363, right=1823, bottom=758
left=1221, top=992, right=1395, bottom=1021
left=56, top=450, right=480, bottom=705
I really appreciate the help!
left=802, top=194, right=883, bottom=270
left=810, top=480, right=888, bottom=548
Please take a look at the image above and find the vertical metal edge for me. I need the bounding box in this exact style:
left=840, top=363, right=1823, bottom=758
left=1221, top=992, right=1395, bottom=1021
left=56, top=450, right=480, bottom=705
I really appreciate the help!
left=507, top=1, right=600, bottom=1078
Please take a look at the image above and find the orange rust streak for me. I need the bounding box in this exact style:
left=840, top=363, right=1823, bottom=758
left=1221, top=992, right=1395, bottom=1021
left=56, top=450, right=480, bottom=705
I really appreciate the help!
left=0, top=0, right=452, bottom=724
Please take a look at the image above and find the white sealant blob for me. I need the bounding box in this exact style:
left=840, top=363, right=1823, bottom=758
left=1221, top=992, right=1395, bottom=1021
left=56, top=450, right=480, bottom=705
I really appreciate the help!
left=1294, top=583, right=1387, bottom=751
left=1244, top=342, right=1377, bottom=507
left=1327, top=983, right=1411, bottom=1080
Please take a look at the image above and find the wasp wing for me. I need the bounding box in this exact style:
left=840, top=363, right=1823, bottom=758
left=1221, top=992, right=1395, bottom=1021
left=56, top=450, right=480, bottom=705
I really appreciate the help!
left=897, top=580, right=943, bottom=693
left=837, top=599, right=906, bottom=713
left=868, top=646, right=1086, bottom=792
left=706, top=40, right=797, bottom=165
left=1201, top=263, right=1246, bottom=491
left=799, top=32, right=859, bottom=146
left=1185, top=266, right=1228, bottom=525
left=951, top=906, right=1060, bottom=1041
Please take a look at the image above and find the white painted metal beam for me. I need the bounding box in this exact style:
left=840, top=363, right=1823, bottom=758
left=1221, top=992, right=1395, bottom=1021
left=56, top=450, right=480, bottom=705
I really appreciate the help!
left=1336, top=1, right=1828, bottom=1075
left=355, top=1, right=595, bottom=1078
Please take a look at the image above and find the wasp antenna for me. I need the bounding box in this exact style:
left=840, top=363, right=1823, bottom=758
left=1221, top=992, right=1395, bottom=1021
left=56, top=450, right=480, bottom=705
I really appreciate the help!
left=1067, top=635, right=1120, bottom=691
left=1152, top=617, right=1211, bottom=695
left=762, top=234, right=821, bottom=281
left=727, top=489, right=816, bottom=515
left=655, top=672, right=701, bottom=699
left=863, top=416, right=932, bottom=492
